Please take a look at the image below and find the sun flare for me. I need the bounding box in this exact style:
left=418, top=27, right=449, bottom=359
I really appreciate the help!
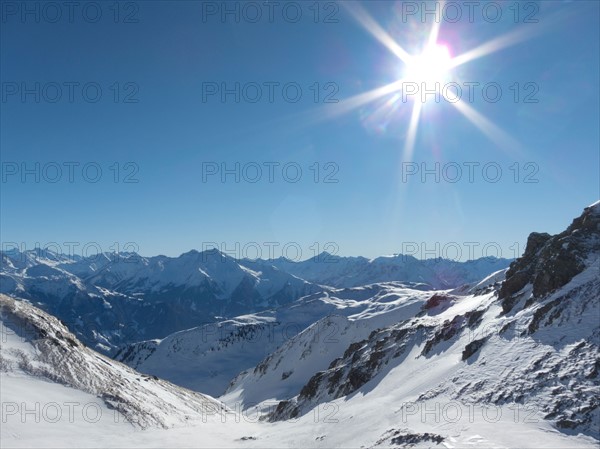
left=323, top=1, right=543, bottom=159
left=404, top=44, right=453, bottom=85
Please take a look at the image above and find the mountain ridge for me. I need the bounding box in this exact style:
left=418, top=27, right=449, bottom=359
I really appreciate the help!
left=0, top=248, right=510, bottom=352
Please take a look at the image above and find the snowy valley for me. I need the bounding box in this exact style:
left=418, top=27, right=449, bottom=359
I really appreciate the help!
left=1, top=203, right=599, bottom=448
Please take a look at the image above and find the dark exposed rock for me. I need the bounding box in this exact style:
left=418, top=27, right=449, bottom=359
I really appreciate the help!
left=500, top=232, right=551, bottom=309
left=556, top=419, right=579, bottom=429
left=372, top=428, right=444, bottom=447
left=500, top=203, right=599, bottom=313
left=347, top=367, right=370, bottom=390
left=423, top=293, right=453, bottom=310
left=367, top=350, right=385, bottom=370
left=270, top=400, right=299, bottom=421
left=390, top=432, right=444, bottom=446
left=462, top=337, right=488, bottom=361
left=328, top=357, right=342, bottom=369
left=344, top=341, right=365, bottom=359
left=299, top=372, right=324, bottom=399
left=528, top=298, right=562, bottom=334
left=422, top=315, right=464, bottom=356
left=466, top=308, right=486, bottom=328
left=327, top=369, right=343, bottom=394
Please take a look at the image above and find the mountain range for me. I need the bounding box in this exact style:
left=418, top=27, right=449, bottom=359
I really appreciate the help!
left=1, top=202, right=598, bottom=448
left=0, top=248, right=510, bottom=353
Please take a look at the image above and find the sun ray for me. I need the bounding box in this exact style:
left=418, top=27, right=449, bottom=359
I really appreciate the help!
left=319, top=79, right=406, bottom=120
left=341, top=1, right=412, bottom=65
left=444, top=93, right=524, bottom=156
left=402, top=101, right=423, bottom=162
left=363, top=92, right=402, bottom=130
left=449, top=12, right=565, bottom=70
left=426, top=1, right=444, bottom=48
left=250, top=79, right=410, bottom=135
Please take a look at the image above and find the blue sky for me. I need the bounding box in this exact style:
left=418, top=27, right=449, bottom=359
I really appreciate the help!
left=1, top=0, right=598, bottom=261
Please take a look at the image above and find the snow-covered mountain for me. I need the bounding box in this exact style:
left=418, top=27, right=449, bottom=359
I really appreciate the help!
left=268, top=253, right=512, bottom=289
left=0, top=249, right=323, bottom=353
left=114, top=202, right=599, bottom=444
left=231, top=202, right=600, bottom=442
left=0, top=247, right=508, bottom=354
left=1, top=202, right=598, bottom=448
left=114, top=282, right=432, bottom=397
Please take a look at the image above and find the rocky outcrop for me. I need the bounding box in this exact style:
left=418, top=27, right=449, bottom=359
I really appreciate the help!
left=370, top=428, right=445, bottom=447
left=500, top=202, right=599, bottom=313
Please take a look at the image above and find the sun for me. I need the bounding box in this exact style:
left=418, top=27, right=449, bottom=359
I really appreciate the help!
left=321, top=1, right=537, bottom=158
left=403, top=44, right=453, bottom=85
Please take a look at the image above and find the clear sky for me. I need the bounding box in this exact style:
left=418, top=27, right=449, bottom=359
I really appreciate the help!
left=1, top=0, right=598, bottom=261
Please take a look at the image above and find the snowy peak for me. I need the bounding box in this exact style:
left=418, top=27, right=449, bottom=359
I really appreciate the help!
left=0, top=248, right=323, bottom=352
left=269, top=253, right=512, bottom=289
left=0, top=294, right=225, bottom=429
left=500, top=202, right=600, bottom=312
left=0, top=243, right=511, bottom=354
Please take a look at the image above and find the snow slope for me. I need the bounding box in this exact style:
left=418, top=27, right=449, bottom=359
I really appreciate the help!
left=0, top=294, right=226, bottom=429
left=2, top=293, right=597, bottom=449
left=115, top=283, right=431, bottom=397
left=2, top=287, right=597, bottom=449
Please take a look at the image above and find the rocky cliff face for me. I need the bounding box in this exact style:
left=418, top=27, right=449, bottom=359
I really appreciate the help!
left=500, top=202, right=599, bottom=312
